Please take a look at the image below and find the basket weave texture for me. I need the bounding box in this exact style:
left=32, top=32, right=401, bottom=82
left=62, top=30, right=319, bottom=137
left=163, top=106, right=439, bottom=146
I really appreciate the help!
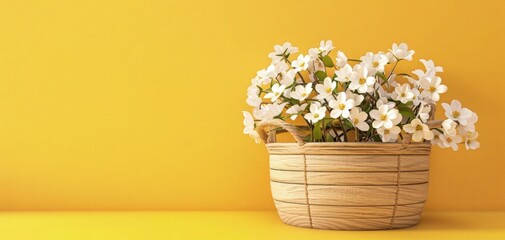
left=257, top=120, right=433, bottom=230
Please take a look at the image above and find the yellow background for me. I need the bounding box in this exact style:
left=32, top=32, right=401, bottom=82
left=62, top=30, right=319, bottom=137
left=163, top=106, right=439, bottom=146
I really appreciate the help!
left=0, top=0, right=503, bottom=211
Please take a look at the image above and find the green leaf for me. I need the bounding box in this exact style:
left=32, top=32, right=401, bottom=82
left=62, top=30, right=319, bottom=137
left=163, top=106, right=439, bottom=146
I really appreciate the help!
left=321, top=55, right=334, bottom=67
left=396, top=73, right=411, bottom=77
left=325, top=120, right=334, bottom=128
left=314, top=71, right=327, bottom=82
left=362, top=102, right=372, bottom=112
left=325, top=134, right=334, bottom=142
left=397, top=102, right=411, bottom=108
left=399, top=108, right=416, bottom=119
left=342, top=119, right=354, bottom=129
left=313, top=121, right=323, bottom=141
left=284, top=98, right=298, bottom=105
left=376, top=72, right=387, bottom=81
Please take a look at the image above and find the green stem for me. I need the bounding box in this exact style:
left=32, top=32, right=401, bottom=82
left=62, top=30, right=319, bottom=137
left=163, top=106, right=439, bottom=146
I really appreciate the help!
left=340, top=118, right=349, bottom=142
left=285, top=58, right=307, bottom=83
left=387, top=59, right=400, bottom=81
left=347, top=59, right=362, bottom=62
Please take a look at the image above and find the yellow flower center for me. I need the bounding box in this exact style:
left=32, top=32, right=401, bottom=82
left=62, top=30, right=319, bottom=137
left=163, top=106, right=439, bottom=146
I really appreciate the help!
left=429, top=86, right=436, bottom=92
left=301, top=93, right=307, bottom=97
left=313, top=113, right=319, bottom=118
left=416, top=125, right=423, bottom=131
left=453, top=111, right=460, bottom=118
left=353, top=118, right=359, bottom=124
left=339, top=103, right=346, bottom=110
left=447, top=137, right=453, bottom=143
left=381, top=114, right=387, bottom=121
left=384, top=129, right=390, bottom=134
left=400, top=93, right=406, bottom=97
left=373, top=61, right=379, bottom=68
left=326, top=88, right=332, bottom=93
left=359, top=78, right=366, bottom=84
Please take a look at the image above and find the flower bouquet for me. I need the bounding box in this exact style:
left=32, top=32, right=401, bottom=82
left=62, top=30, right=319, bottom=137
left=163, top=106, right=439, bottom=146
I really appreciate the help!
left=242, top=41, right=479, bottom=230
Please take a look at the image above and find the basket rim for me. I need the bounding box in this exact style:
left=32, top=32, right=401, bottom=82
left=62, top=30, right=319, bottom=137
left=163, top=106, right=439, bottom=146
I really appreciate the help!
left=266, top=142, right=432, bottom=147
left=265, top=142, right=432, bottom=155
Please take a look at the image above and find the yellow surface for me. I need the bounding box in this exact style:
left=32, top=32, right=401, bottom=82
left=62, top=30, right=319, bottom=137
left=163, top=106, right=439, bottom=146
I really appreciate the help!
left=0, top=0, right=504, bottom=211
left=0, top=211, right=504, bottom=240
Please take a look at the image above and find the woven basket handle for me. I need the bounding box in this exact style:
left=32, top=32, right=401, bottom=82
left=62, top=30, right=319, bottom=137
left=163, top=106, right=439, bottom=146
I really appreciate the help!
left=426, top=120, right=443, bottom=128
left=255, top=119, right=305, bottom=146
left=256, top=105, right=442, bottom=146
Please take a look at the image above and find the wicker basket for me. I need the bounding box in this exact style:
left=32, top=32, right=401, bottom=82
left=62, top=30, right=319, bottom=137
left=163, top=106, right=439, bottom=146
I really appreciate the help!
left=256, top=119, right=439, bottom=230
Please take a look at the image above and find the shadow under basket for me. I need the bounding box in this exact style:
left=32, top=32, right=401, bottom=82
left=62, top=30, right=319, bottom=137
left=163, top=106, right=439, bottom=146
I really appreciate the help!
left=256, top=120, right=432, bottom=230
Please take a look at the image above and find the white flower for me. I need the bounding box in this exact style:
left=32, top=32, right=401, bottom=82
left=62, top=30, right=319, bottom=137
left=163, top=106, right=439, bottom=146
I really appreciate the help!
left=309, top=40, right=334, bottom=58
left=420, top=77, right=447, bottom=102
left=315, top=77, right=337, bottom=99
left=442, top=119, right=458, bottom=136
left=279, top=69, right=297, bottom=86
left=377, top=126, right=401, bottom=142
left=386, top=73, right=399, bottom=88
left=441, top=100, right=473, bottom=125
left=431, top=130, right=446, bottom=148
left=246, top=85, right=262, bottom=107
left=349, top=66, right=375, bottom=93
left=463, top=131, right=480, bottom=150
left=291, top=54, right=310, bottom=72
left=376, top=84, right=389, bottom=99
left=438, top=133, right=463, bottom=151
left=403, top=118, right=434, bottom=142
left=264, top=84, right=286, bottom=102
left=370, top=105, right=402, bottom=129
left=411, top=88, right=423, bottom=106
left=291, top=83, right=313, bottom=101
left=275, top=61, right=289, bottom=74
left=242, top=111, right=255, bottom=134
left=417, top=104, right=432, bottom=122
left=253, top=102, right=287, bottom=120
left=335, top=51, right=347, bottom=69
left=412, top=61, right=437, bottom=85
left=376, top=97, right=396, bottom=109
left=304, top=103, right=326, bottom=124
left=286, top=103, right=308, bottom=120
left=329, top=92, right=355, bottom=118
left=392, top=83, right=415, bottom=103
left=405, top=75, right=422, bottom=89
left=463, top=112, right=478, bottom=132
left=389, top=42, right=415, bottom=61
left=268, top=42, right=298, bottom=63
left=242, top=111, right=260, bottom=143
left=349, top=108, right=369, bottom=131
left=318, top=40, right=334, bottom=55
left=335, top=64, right=353, bottom=82
left=283, top=88, right=292, bottom=99
left=385, top=51, right=396, bottom=63
left=307, top=59, right=325, bottom=82
left=346, top=90, right=365, bottom=105
left=251, top=76, right=262, bottom=87
left=360, top=52, right=389, bottom=74
left=256, top=64, right=277, bottom=85
left=420, top=59, right=443, bottom=75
